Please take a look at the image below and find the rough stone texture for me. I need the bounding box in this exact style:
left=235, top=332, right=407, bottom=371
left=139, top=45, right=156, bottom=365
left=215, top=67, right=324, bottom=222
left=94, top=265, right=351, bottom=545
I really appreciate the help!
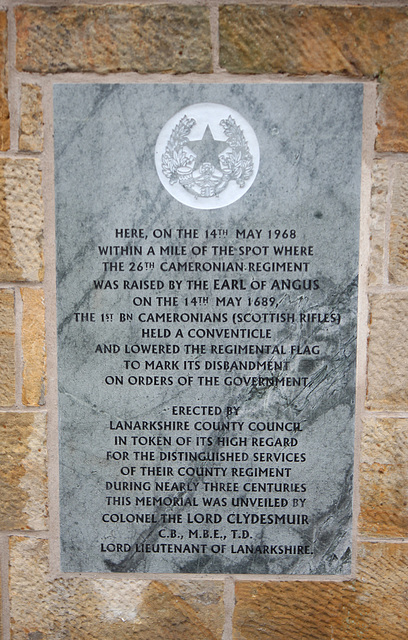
left=0, top=159, right=44, bottom=281
left=0, top=289, right=15, bottom=405
left=21, top=288, right=46, bottom=406
left=19, top=84, right=44, bottom=153
left=0, top=412, right=47, bottom=530
left=368, top=159, right=389, bottom=287
left=219, top=5, right=408, bottom=152
left=233, top=543, right=408, bottom=640
left=9, top=537, right=224, bottom=640
left=366, top=293, right=408, bottom=411
left=389, top=162, right=408, bottom=285
left=15, top=5, right=212, bottom=75
left=0, top=11, right=9, bottom=151
left=359, top=417, right=408, bottom=537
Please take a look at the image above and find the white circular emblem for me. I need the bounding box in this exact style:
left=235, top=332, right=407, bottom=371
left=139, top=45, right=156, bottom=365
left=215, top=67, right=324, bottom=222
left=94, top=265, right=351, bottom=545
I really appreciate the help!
left=155, top=103, right=260, bottom=209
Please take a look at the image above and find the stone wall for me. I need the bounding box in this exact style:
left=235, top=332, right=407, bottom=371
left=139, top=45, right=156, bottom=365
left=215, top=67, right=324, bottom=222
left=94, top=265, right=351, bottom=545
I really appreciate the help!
left=0, top=2, right=407, bottom=639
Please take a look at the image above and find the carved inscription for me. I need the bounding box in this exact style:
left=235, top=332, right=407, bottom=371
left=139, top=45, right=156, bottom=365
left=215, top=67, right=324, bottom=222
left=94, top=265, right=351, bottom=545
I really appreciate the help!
left=54, top=84, right=363, bottom=574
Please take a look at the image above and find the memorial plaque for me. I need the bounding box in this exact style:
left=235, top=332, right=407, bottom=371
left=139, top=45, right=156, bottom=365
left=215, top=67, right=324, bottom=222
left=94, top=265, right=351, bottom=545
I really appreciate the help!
left=54, top=83, right=363, bottom=574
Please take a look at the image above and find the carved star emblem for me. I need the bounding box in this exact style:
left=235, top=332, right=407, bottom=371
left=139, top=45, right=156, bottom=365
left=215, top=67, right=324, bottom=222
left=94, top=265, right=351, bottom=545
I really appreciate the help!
left=186, top=125, right=229, bottom=171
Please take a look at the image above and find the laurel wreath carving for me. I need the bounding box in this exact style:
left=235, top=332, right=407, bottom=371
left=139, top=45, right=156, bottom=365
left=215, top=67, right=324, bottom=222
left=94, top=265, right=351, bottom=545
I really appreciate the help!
left=161, top=116, right=196, bottom=185
left=219, top=116, right=254, bottom=187
left=161, top=115, right=254, bottom=196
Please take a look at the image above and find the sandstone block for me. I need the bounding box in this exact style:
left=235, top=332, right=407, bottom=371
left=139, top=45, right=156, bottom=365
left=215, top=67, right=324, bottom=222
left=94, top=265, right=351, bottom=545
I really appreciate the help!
left=15, top=5, right=212, bottom=75
left=366, top=293, right=408, bottom=410
left=21, top=288, right=46, bottom=406
left=0, top=159, right=44, bottom=281
left=0, top=11, right=9, bottom=151
left=0, top=289, right=15, bottom=405
left=378, top=65, right=408, bottom=153
left=233, top=543, right=408, bottom=640
left=359, top=417, right=408, bottom=537
left=219, top=5, right=408, bottom=152
left=389, top=162, right=408, bottom=285
left=9, top=537, right=224, bottom=639
left=19, top=84, right=44, bottom=153
left=368, top=159, right=389, bottom=286
left=0, top=412, right=47, bottom=530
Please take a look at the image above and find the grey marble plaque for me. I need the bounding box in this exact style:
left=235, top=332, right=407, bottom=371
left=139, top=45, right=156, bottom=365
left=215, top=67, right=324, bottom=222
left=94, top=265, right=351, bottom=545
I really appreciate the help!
left=54, top=83, right=363, bottom=574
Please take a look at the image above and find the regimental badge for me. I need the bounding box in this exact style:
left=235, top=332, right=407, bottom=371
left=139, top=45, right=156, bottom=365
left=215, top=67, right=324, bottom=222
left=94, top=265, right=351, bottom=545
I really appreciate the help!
left=155, top=103, right=260, bottom=210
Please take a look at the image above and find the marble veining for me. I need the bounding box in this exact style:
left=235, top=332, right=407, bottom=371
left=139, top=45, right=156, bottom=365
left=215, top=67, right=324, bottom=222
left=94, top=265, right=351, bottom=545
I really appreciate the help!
left=54, top=83, right=363, bottom=574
